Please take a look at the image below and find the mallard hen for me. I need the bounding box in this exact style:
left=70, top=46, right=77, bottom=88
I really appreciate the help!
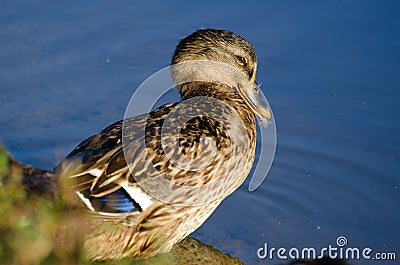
left=55, top=28, right=271, bottom=260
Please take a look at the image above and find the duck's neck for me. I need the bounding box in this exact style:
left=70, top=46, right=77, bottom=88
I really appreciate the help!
left=179, top=82, right=256, bottom=140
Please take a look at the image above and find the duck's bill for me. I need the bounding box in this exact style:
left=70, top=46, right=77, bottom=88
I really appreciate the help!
left=237, top=82, right=271, bottom=120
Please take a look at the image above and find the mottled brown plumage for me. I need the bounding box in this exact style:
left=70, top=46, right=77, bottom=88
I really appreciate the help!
left=55, top=28, right=271, bottom=260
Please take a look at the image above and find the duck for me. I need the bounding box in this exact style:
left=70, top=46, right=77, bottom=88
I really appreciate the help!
left=55, top=28, right=271, bottom=261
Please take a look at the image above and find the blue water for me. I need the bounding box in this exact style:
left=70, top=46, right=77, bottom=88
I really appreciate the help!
left=1, top=1, right=399, bottom=264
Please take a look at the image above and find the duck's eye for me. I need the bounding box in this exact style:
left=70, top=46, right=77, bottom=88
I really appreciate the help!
left=236, top=55, right=247, bottom=65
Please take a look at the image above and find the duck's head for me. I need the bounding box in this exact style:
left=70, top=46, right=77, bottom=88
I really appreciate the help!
left=171, top=28, right=271, bottom=120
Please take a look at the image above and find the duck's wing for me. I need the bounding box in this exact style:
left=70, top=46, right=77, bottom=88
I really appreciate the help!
left=55, top=103, right=179, bottom=216
left=56, top=100, right=234, bottom=217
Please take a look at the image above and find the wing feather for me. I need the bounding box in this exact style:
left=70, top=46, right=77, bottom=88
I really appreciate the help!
left=55, top=103, right=178, bottom=215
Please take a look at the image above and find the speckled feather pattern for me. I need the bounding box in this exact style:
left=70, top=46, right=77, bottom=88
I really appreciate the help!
left=54, top=28, right=261, bottom=260
left=57, top=97, right=256, bottom=259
